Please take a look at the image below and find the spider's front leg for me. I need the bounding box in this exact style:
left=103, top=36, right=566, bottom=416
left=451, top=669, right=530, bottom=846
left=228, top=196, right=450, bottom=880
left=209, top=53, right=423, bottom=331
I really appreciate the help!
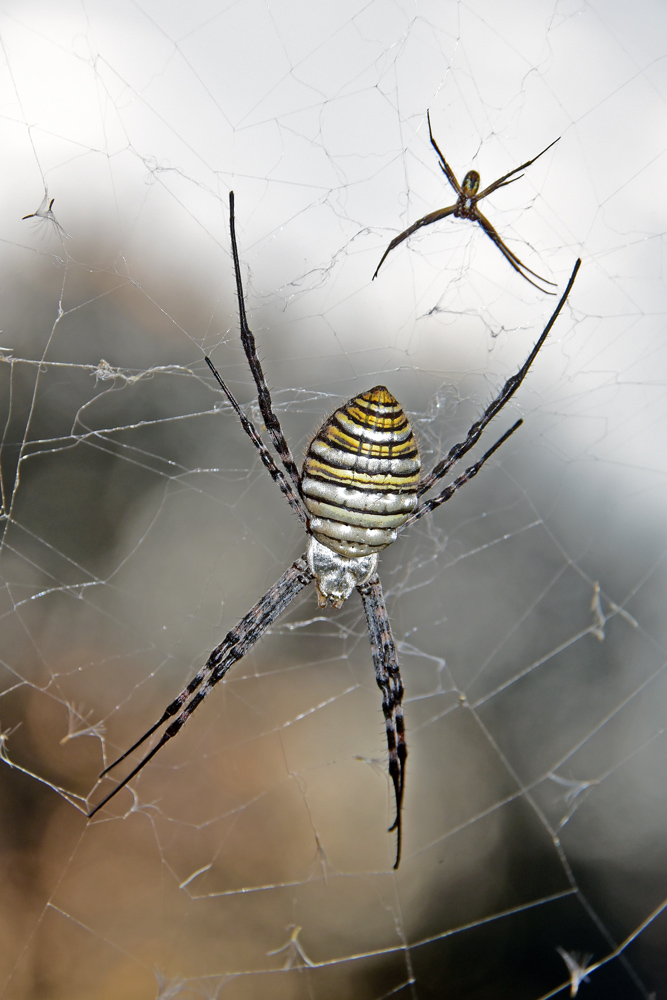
left=358, top=575, right=406, bottom=870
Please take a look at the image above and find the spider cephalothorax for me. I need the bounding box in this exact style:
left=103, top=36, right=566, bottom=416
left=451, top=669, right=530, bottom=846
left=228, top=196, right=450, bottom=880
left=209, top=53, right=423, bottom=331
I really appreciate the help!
left=88, top=190, right=580, bottom=868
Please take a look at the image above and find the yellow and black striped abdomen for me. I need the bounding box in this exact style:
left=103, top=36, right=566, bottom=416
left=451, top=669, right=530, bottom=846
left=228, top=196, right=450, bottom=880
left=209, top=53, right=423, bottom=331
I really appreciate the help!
left=302, top=386, right=421, bottom=558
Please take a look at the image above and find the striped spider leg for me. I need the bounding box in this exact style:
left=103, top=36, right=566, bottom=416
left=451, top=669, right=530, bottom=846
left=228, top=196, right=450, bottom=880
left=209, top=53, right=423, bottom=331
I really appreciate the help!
left=373, top=110, right=559, bottom=293
left=88, top=190, right=580, bottom=869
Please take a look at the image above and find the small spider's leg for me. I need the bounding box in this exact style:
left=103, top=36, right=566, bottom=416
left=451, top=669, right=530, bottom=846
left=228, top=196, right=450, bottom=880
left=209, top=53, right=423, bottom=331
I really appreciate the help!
left=22, top=196, right=56, bottom=219
left=407, top=419, right=522, bottom=524
left=478, top=171, right=524, bottom=196
left=358, top=575, right=406, bottom=870
left=416, top=258, right=580, bottom=499
left=476, top=137, right=559, bottom=200
left=474, top=210, right=557, bottom=292
left=426, top=110, right=462, bottom=196
left=205, top=357, right=307, bottom=524
left=228, top=191, right=303, bottom=498
left=372, top=205, right=458, bottom=280
left=88, top=557, right=314, bottom=818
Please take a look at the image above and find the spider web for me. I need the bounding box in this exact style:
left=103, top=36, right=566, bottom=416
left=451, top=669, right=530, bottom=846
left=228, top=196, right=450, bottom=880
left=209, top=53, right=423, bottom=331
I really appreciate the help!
left=1, top=1, right=666, bottom=997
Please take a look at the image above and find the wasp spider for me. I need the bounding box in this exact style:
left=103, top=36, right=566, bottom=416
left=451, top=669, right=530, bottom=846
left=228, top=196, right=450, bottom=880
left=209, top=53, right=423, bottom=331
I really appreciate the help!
left=89, top=192, right=580, bottom=868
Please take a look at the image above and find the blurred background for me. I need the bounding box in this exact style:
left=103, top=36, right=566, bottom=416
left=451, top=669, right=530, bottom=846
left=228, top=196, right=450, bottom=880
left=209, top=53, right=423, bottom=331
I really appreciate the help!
left=0, top=0, right=666, bottom=997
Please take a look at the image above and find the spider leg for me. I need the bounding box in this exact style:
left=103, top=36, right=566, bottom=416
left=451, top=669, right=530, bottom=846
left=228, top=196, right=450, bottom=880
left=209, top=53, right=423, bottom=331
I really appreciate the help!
left=358, top=575, right=406, bottom=869
left=416, top=258, right=581, bottom=498
left=205, top=357, right=307, bottom=524
left=228, top=191, right=303, bottom=498
left=88, top=556, right=314, bottom=817
left=474, top=209, right=557, bottom=293
left=407, top=419, right=522, bottom=524
left=426, top=109, right=462, bottom=196
left=372, top=205, right=458, bottom=280
left=476, top=137, right=560, bottom=200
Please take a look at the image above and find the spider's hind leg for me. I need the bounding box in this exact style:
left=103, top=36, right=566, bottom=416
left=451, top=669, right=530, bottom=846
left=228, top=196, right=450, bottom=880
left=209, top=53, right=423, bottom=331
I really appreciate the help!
left=88, top=557, right=314, bottom=818
left=358, top=575, right=406, bottom=869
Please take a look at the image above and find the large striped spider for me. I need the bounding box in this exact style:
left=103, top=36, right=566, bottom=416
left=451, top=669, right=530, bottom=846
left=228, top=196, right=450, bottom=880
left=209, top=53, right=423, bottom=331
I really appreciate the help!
left=373, top=111, right=559, bottom=293
left=88, top=192, right=579, bottom=868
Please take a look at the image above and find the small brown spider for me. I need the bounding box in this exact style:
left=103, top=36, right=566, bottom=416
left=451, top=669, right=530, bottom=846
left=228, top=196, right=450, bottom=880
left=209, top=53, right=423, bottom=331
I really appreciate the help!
left=373, top=111, right=559, bottom=293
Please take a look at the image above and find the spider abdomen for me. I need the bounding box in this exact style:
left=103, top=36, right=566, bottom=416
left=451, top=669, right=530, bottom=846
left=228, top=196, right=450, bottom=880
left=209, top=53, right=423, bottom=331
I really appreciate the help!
left=456, top=169, right=481, bottom=217
left=302, top=386, right=421, bottom=559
